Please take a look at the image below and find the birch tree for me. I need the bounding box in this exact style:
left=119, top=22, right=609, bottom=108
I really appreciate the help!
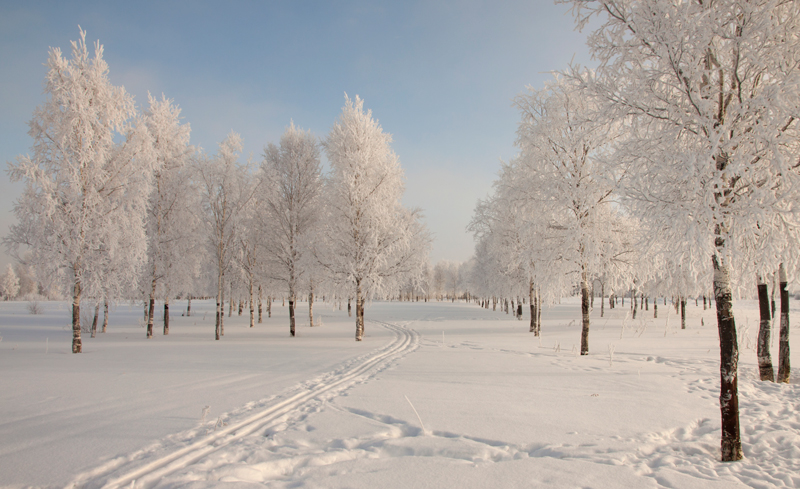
left=258, top=122, right=323, bottom=337
left=5, top=28, right=151, bottom=353
left=514, top=75, right=620, bottom=354
left=142, top=93, right=196, bottom=337
left=321, top=95, right=431, bottom=341
left=564, top=0, right=800, bottom=460
left=196, top=132, right=256, bottom=340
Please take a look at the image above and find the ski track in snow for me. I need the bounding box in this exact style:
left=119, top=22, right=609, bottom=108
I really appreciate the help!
left=63, top=305, right=800, bottom=489
left=67, top=319, right=420, bottom=489
left=150, top=325, right=798, bottom=488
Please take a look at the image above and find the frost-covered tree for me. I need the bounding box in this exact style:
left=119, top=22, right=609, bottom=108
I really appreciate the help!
left=321, top=95, right=431, bottom=341
left=196, top=132, right=257, bottom=340
left=514, top=75, right=621, bottom=353
left=0, top=264, right=20, bottom=300
left=142, top=93, right=196, bottom=337
left=434, top=260, right=461, bottom=300
left=258, top=122, right=323, bottom=337
left=4, top=28, right=151, bottom=353
left=564, top=0, right=800, bottom=460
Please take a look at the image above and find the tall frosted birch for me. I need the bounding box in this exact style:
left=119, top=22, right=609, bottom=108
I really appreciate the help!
left=5, top=28, right=151, bottom=353
left=564, top=0, right=800, bottom=461
left=322, top=95, right=430, bottom=341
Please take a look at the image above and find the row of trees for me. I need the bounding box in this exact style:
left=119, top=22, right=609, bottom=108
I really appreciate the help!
left=4, top=29, right=430, bottom=351
left=470, top=0, right=800, bottom=462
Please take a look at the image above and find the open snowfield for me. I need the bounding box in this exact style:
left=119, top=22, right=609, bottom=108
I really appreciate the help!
left=1, top=297, right=798, bottom=488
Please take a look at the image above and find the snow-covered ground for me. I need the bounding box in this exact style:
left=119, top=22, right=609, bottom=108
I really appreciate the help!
left=0, top=297, right=798, bottom=488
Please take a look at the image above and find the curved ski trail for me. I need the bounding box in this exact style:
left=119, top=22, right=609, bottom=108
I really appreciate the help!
left=69, top=320, right=419, bottom=489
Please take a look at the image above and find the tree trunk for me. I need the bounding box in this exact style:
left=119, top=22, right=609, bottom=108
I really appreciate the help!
left=228, top=297, right=233, bottom=317
left=72, top=274, right=82, bottom=353
left=238, top=300, right=243, bottom=316
left=91, top=302, right=99, bottom=338
left=355, top=280, right=364, bottom=341
left=289, top=298, right=296, bottom=337
left=257, top=285, right=263, bottom=324
left=600, top=283, right=605, bottom=318
left=756, top=274, right=774, bottom=382
left=529, top=280, right=536, bottom=334
left=163, top=298, right=170, bottom=335
left=187, top=295, right=192, bottom=317
left=309, top=280, right=315, bottom=327
left=632, top=287, right=638, bottom=320
left=102, top=299, right=109, bottom=333
left=148, top=278, right=156, bottom=339
left=249, top=278, right=255, bottom=328
left=537, top=288, right=542, bottom=334
left=654, top=301, right=658, bottom=319
left=215, top=271, right=222, bottom=340
left=219, top=288, right=225, bottom=336
left=777, top=263, right=791, bottom=383
left=348, top=298, right=352, bottom=317
left=713, top=252, right=743, bottom=462
left=268, top=296, right=272, bottom=318
left=580, top=268, right=590, bottom=355
left=681, top=298, right=686, bottom=330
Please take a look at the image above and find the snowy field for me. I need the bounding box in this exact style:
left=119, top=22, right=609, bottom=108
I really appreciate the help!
left=0, top=298, right=798, bottom=488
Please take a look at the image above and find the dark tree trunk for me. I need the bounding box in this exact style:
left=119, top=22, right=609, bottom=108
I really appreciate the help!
left=713, top=252, right=742, bottom=462
left=355, top=280, right=364, bottom=341
left=645, top=296, right=649, bottom=311
left=238, top=300, right=243, bottom=316
left=147, top=296, right=155, bottom=339
left=91, top=302, right=99, bottom=338
left=580, top=269, right=590, bottom=355
left=102, top=299, right=109, bottom=333
left=681, top=298, right=686, bottom=330
left=756, top=275, right=774, bottom=381
left=289, top=298, right=296, bottom=337
left=654, top=301, right=658, bottom=319
left=220, top=277, right=225, bottom=337
left=348, top=298, right=352, bottom=317
left=632, top=288, right=638, bottom=320
left=72, top=276, right=82, bottom=353
left=268, top=296, right=272, bottom=318
left=777, top=264, right=791, bottom=383
left=163, top=299, right=170, bottom=335
left=258, top=286, right=263, bottom=324
left=529, top=281, right=536, bottom=334
left=187, top=295, right=192, bottom=317
left=148, top=277, right=156, bottom=339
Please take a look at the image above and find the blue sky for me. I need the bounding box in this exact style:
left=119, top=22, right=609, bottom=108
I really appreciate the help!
left=0, top=0, right=595, bottom=270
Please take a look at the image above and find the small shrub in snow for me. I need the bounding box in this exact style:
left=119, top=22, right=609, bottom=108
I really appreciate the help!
left=27, top=301, right=42, bottom=315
